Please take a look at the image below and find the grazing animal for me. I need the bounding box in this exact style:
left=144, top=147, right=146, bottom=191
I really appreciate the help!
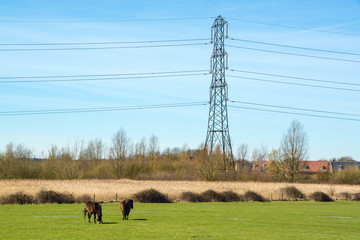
left=84, top=201, right=103, bottom=224
left=120, top=199, right=133, bottom=220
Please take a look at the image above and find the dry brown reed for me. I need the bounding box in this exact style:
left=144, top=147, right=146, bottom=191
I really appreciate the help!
left=1, top=179, right=360, bottom=202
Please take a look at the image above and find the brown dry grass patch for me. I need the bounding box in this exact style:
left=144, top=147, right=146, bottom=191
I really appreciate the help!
left=1, top=179, right=359, bottom=202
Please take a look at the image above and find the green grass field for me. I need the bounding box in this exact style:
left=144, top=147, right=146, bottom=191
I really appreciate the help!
left=1, top=201, right=359, bottom=239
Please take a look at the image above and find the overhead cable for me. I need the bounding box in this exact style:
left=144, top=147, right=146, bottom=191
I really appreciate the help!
left=0, top=102, right=208, bottom=117
left=0, top=17, right=214, bottom=23
left=0, top=42, right=210, bottom=51
left=0, top=71, right=209, bottom=83
left=228, top=69, right=360, bottom=87
left=226, top=44, right=360, bottom=63
left=229, top=105, right=360, bottom=122
left=0, top=38, right=210, bottom=46
left=227, top=75, right=360, bottom=92
left=230, top=100, right=360, bottom=117
left=228, top=101, right=360, bottom=122
left=0, top=69, right=208, bottom=79
left=229, top=38, right=360, bottom=57
left=227, top=17, right=360, bottom=37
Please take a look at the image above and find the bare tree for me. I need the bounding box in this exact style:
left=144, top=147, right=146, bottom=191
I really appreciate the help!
left=338, top=156, right=355, bottom=162
left=267, top=148, right=286, bottom=181
left=80, top=138, right=104, bottom=161
left=251, top=145, right=268, bottom=173
left=134, top=137, right=147, bottom=160
left=148, top=135, right=160, bottom=172
left=110, top=128, right=131, bottom=178
left=148, top=135, right=159, bottom=155
left=0, top=143, right=15, bottom=178
left=60, top=142, right=85, bottom=179
left=195, top=144, right=222, bottom=181
left=251, top=145, right=267, bottom=162
left=42, top=145, right=60, bottom=179
left=14, top=144, right=33, bottom=160
left=281, top=120, right=308, bottom=182
left=93, top=138, right=104, bottom=160
left=237, top=144, right=249, bottom=162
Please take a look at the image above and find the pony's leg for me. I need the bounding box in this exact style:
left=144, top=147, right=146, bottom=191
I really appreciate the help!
left=88, top=213, right=91, bottom=223
left=94, top=213, right=96, bottom=224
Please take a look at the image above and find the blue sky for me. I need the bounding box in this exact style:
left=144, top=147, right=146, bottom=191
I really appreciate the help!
left=1, top=0, right=359, bottom=160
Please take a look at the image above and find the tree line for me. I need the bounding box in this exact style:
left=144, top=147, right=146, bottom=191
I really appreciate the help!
left=0, top=121, right=359, bottom=183
left=0, top=128, right=199, bottom=180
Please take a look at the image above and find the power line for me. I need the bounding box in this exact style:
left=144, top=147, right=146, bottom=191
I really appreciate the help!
left=228, top=69, right=360, bottom=87
left=230, top=100, right=360, bottom=117
left=0, top=42, right=210, bottom=51
left=3, top=98, right=359, bottom=122
left=0, top=38, right=210, bottom=46
left=2, top=16, right=357, bottom=37
left=229, top=105, right=360, bottom=122
left=229, top=101, right=360, bottom=122
left=226, top=44, right=360, bottom=63
left=0, top=69, right=208, bottom=79
left=0, top=17, right=214, bottom=23
left=227, top=17, right=360, bottom=37
left=0, top=71, right=209, bottom=84
left=229, top=38, right=360, bottom=57
left=0, top=73, right=208, bottom=84
left=0, top=102, right=208, bottom=117
left=227, top=75, right=360, bottom=92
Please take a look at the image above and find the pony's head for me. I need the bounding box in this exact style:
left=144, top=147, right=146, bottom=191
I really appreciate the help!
left=128, top=199, right=134, bottom=209
left=96, top=204, right=103, bottom=224
left=96, top=213, right=103, bottom=224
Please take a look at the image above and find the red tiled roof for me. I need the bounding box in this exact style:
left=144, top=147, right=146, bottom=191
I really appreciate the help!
left=300, top=161, right=329, bottom=173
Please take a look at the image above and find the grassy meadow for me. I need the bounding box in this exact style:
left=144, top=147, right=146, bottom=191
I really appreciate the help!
left=1, top=201, right=360, bottom=240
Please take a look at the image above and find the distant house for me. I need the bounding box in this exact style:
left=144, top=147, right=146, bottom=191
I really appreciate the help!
left=235, top=161, right=252, bottom=172
left=244, top=160, right=329, bottom=174
left=329, top=161, right=360, bottom=173
left=235, top=160, right=360, bottom=174
left=300, top=160, right=329, bottom=175
left=252, top=160, right=270, bottom=172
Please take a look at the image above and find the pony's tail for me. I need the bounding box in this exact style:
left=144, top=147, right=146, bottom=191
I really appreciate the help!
left=83, top=208, right=87, bottom=219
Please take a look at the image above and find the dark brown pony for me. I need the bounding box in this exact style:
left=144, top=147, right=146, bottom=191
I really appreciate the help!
left=120, top=199, right=133, bottom=220
left=84, top=201, right=103, bottom=224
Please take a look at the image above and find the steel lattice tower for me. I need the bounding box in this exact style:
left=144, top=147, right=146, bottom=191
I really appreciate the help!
left=205, top=15, right=234, bottom=164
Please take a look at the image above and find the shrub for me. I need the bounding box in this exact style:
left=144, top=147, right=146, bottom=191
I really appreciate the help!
left=352, top=193, right=360, bottom=201
left=309, top=191, right=333, bottom=202
left=36, top=190, right=75, bottom=204
left=281, top=186, right=305, bottom=200
left=316, top=172, right=332, bottom=183
left=200, top=190, right=226, bottom=202
left=181, top=192, right=204, bottom=202
left=0, top=192, right=35, bottom=205
left=336, top=192, right=352, bottom=201
left=221, top=191, right=242, bottom=202
left=75, top=194, right=91, bottom=203
left=334, top=167, right=360, bottom=184
left=181, top=190, right=242, bottom=202
left=243, top=191, right=265, bottom=202
left=133, top=189, right=172, bottom=203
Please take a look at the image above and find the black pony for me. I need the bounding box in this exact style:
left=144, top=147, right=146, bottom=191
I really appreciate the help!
left=84, top=201, right=103, bottom=224
left=120, top=199, right=133, bottom=220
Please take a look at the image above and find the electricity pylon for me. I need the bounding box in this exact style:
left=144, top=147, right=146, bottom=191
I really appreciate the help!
left=205, top=15, right=234, bottom=166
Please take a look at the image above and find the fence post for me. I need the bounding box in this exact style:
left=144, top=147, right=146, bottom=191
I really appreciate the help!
left=93, top=194, right=95, bottom=202
left=116, top=193, right=118, bottom=202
